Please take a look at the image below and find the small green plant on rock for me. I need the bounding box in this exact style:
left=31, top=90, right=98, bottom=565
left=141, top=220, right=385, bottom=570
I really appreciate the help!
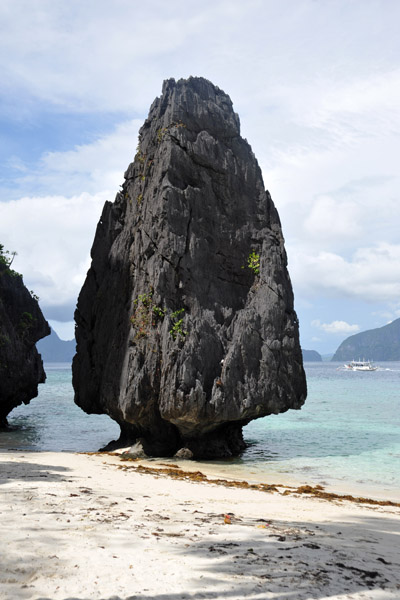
left=130, top=292, right=153, bottom=339
left=135, top=147, right=146, bottom=163
left=130, top=292, right=187, bottom=342
left=152, top=305, right=166, bottom=320
left=130, top=291, right=165, bottom=340
left=157, top=127, right=168, bottom=143
left=169, top=308, right=187, bottom=340
left=156, top=121, right=186, bottom=144
left=247, top=251, right=260, bottom=275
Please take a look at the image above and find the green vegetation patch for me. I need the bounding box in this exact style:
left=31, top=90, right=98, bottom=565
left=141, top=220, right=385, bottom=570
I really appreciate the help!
left=0, top=244, right=21, bottom=278
left=130, top=291, right=187, bottom=342
left=169, top=308, right=187, bottom=340
left=247, top=250, right=260, bottom=275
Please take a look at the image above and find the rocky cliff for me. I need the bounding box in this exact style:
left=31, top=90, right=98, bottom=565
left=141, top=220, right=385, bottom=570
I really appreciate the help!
left=0, top=250, right=50, bottom=427
left=332, top=318, right=400, bottom=361
left=73, top=77, right=306, bottom=458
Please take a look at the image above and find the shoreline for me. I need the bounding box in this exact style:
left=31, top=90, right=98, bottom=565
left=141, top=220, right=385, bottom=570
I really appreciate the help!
left=1, top=450, right=400, bottom=599
left=124, top=453, right=400, bottom=505
left=2, top=443, right=400, bottom=504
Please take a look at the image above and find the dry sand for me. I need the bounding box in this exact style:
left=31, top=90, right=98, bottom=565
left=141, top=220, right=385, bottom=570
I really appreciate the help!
left=0, top=450, right=399, bottom=600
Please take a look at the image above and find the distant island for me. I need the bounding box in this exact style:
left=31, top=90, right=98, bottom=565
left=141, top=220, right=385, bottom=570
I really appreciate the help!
left=302, top=349, right=322, bottom=362
left=332, top=318, right=400, bottom=361
left=37, top=328, right=75, bottom=363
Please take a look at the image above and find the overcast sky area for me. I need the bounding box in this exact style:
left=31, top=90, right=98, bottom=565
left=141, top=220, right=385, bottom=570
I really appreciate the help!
left=0, top=0, right=399, bottom=355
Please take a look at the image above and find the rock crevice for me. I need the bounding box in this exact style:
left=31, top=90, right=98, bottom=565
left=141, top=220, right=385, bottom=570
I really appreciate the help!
left=73, top=77, right=306, bottom=457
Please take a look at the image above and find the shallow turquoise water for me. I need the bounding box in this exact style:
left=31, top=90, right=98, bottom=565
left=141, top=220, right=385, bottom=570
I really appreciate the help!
left=0, top=363, right=120, bottom=453
left=240, top=362, right=400, bottom=495
left=1, top=361, right=399, bottom=497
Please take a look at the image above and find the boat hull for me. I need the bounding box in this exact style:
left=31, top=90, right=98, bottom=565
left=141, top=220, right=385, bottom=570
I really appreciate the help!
left=344, top=360, right=378, bottom=371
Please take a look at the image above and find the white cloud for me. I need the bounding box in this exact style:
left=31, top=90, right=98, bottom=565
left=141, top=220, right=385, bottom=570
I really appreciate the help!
left=312, top=320, right=360, bottom=335
left=49, top=320, right=75, bottom=341
left=289, top=243, right=400, bottom=303
left=303, top=195, right=361, bottom=242
left=10, top=119, right=142, bottom=198
left=0, top=192, right=107, bottom=318
left=372, top=304, right=400, bottom=323
left=41, top=119, right=141, bottom=185
left=0, top=0, right=251, bottom=113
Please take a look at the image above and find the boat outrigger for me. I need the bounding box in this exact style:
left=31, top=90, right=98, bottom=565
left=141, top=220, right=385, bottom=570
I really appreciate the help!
left=344, top=359, right=378, bottom=372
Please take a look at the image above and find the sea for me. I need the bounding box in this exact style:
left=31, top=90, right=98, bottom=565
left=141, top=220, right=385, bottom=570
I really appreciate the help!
left=1, top=361, right=399, bottom=501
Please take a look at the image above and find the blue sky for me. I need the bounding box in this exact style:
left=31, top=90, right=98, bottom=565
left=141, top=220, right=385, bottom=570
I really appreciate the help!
left=0, top=0, right=399, bottom=354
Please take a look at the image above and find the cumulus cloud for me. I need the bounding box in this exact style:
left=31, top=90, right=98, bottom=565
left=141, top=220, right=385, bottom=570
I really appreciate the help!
left=0, top=192, right=107, bottom=319
left=39, top=119, right=141, bottom=191
left=0, top=0, right=251, bottom=113
left=6, top=119, right=142, bottom=199
left=372, top=304, right=400, bottom=323
left=312, top=320, right=360, bottom=335
left=289, top=243, right=400, bottom=303
left=303, top=195, right=362, bottom=241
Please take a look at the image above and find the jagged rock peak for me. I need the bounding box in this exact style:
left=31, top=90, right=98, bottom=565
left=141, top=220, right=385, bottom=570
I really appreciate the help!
left=145, top=77, right=241, bottom=140
left=0, top=251, right=50, bottom=427
left=73, top=77, right=307, bottom=458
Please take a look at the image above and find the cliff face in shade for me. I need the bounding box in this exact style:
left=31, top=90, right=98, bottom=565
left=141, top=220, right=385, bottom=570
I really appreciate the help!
left=0, top=261, right=50, bottom=427
left=73, top=77, right=306, bottom=458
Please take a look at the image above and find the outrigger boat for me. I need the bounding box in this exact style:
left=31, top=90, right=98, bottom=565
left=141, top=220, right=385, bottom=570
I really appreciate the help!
left=344, top=359, right=378, bottom=371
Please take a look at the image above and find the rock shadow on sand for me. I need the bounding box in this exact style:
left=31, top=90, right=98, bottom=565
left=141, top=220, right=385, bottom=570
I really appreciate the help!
left=35, top=513, right=400, bottom=600
left=0, top=456, right=71, bottom=485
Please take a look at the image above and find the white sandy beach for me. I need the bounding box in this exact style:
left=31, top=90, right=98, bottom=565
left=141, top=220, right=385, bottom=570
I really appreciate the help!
left=0, top=450, right=399, bottom=600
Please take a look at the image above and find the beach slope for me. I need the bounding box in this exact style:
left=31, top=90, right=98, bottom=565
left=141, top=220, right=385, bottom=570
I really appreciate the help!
left=0, top=451, right=399, bottom=599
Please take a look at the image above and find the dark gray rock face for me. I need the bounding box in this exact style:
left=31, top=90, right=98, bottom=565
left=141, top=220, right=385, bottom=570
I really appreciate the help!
left=73, top=77, right=306, bottom=458
left=0, top=258, right=50, bottom=427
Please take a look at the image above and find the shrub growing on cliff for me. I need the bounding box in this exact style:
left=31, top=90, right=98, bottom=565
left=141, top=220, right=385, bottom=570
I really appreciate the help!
left=0, top=244, right=20, bottom=277
left=247, top=251, right=260, bottom=275
left=130, top=291, right=167, bottom=340
left=169, top=308, right=187, bottom=340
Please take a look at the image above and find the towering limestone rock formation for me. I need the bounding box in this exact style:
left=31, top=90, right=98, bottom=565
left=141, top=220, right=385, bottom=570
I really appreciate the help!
left=0, top=248, right=50, bottom=427
left=73, top=77, right=306, bottom=457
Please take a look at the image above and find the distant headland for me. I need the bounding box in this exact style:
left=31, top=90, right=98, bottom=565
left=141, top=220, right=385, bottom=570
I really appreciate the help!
left=332, top=318, right=400, bottom=361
